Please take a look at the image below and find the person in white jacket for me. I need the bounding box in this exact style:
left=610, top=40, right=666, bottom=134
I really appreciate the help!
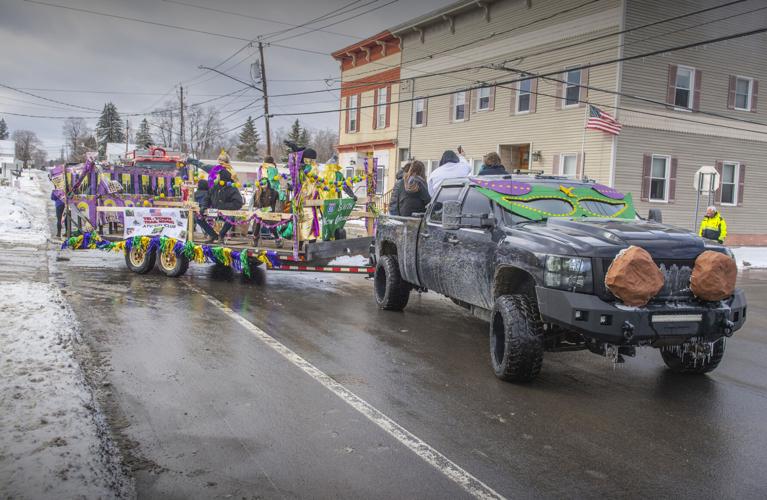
left=427, top=147, right=472, bottom=196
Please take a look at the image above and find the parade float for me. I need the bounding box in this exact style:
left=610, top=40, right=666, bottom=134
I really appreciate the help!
left=58, top=148, right=379, bottom=278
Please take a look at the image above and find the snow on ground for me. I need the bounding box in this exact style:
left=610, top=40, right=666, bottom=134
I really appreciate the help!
left=328, top=254, right=370, bottom=266
left=0, top=171, right=50, bottom=246
left=732, top=247, right=767, bottom=269
left=0, top=281, right=132, bottom=499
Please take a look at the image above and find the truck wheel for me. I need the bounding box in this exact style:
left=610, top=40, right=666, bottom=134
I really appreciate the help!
left=125, top=245, right=156, bottom=274
left=157, top=250, right=189, bottom=277
left=490, top=295, right=544, bottom=382
left=660, top=339, right=725, bottom=374
left=374, top=255, right=410, bottom=311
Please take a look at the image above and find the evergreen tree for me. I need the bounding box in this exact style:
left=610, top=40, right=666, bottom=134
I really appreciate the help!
left=134, top=118, right=152, bottom=147
left=298, top=127, right=311, bottom=149
left=0, top=118, right=8, bottom=140
left=237, top=116, right=260, bottom=161
left=287, top=119, right=303, bottom=146
left=95, top=102, right=124, bottom=159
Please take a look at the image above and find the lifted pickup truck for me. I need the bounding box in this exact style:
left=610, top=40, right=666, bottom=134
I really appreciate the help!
left=373, top=174, right=747, bottom=382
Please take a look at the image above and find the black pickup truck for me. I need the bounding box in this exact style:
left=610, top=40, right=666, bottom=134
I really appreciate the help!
left=373, top=174, right=747, bottom=382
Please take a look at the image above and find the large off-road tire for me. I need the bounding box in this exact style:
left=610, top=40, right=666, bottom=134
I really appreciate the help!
left=660, top=338, right=725, bottom=374
left=490, top=295, right=544, bottom=382
left=374, top=255, right=411, bottom=311
left=157, top=250, right=189, bottom=277
left=125, top=245, right=156, bottom=274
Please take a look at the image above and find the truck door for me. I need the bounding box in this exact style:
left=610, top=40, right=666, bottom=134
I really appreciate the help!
left=417, top=185, right=464, bottom=294
left=442, top=186, right=496, bottom=309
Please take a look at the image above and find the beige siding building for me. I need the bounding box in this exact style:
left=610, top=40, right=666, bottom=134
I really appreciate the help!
left=355, top=0, right=766, bottom=242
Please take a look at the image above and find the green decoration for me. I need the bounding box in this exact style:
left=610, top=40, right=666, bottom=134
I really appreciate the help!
left=321, top=198, right=356, bottom=240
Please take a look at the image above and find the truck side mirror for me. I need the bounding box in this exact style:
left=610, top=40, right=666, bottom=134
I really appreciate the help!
left=442, top=200, right=461, bottom=230
left=648, top=208, right=663, bottom=223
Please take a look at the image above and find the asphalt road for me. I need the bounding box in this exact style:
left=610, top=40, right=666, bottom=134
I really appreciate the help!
left=49, top=249, right=767, bottom=499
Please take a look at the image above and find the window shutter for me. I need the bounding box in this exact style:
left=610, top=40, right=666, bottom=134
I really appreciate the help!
left=751, top=80, right=759, bottom=113
left=555, top=74, right=564, bottom=110
left=355, top=94, right=361, bottom=132
left=714, top=160, right=723, bottom=204
left=641, top=154, right=651, bottom=201
left=423, top=97, right=428, bottom=125
left=372, top=88, right=378, bottom=129
left=669, top=157, right=678, bottom=203
left=449, top=93, right=455, bottom=122
left=576, top=152, right=584, bottom=179
left=692, top=70, right=702, bottom=111
left=465, top=91, right=472, bottom=122
left=666, top=64, right=678, bottom=107
left=509, top=83, right=517, bottom=115
left=488, top=86, right=496, bottom=111
left=385, top=85, right=391, bottom=128
left=473, top=88, right=479, bottom=112
left=727, top=76, right=736, bottom=110
left=738, top=164, right=746, bottom=206
left=345, top=96, right=350, bottom=133
left=552, top=154, right=560, bottom=175
left=530, top=78, right=538, bottom=113
left=579, top=67, right=589, bottom=107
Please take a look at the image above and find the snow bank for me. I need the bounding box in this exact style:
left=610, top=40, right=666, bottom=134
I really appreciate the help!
left=0, top=171, right=50, bottom=246
left=328, top=254, right=370, bottom=266
left=0, top=281, right=132, bottom=498
left=732, top=247, right=767, bottom=269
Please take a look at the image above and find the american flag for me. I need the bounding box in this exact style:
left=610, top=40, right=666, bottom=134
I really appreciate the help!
left=585, top=105, right=622, bottom=135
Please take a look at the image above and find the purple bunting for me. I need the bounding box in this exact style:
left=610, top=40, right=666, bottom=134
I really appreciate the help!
left=470, top=177, right=532, bottom=196
left=591, top=184, right=625, bottom=200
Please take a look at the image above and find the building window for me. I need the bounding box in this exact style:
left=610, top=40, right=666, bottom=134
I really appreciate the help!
left=560, top=154, right=577, bottom=176
left=472, top=159, right=483, bottom=174
left=477, top=87, right=491, bottom=111
left=345, top=165, right=355, bottom=179
left=734, top=77, right=752, bottom=111
left=348, top=94, right=358, bottom=132
left=650, top=155, right=670, bottom=201
left=454, top=91, right=467, bottom=121
left=565, top=68, right=581, bottom=106
left=376, top=87, right=387, bottom=129
left=376, top=165, right=385, bottom=194
left=414, top=98, right=426, bottom=126
left=674, top=67, right=694, bottom=109
left=721, top=162, right=739, bottom=205
left=517, top=79, right=531, bottom=113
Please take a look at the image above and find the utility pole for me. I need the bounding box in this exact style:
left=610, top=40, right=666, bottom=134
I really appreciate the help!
left=258, top=41, right=272, bottom=156
left=179, top=85, right=186, bottom=153
left=125, top=119, right=129, bottom=156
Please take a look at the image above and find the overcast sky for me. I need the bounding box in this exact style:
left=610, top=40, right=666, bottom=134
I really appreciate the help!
left=0, top=0, right=451, bottom=156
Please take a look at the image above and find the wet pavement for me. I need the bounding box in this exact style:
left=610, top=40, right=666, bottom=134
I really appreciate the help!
left=49, top=248, right=767, bottom=499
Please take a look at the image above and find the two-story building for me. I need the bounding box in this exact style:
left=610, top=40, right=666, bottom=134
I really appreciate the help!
left=333, top=0, right=766, bottom=242
left=331, top=31, right=403, bottom=196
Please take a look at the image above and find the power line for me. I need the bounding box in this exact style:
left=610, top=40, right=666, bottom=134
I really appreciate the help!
left=0, top=82, right=100, bottom=112
left=259, top=0, right=371, bottom=41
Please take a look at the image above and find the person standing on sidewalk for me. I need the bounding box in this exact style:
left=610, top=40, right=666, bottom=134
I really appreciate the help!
left=50, top=189, right=65, bottom=238
left=699, top=206, right=728, bottom=244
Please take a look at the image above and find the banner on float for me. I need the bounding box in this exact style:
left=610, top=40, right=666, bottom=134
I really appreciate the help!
left=123, top=207, right=188, bottom=240
left=322, top=197, right=356, bottom=240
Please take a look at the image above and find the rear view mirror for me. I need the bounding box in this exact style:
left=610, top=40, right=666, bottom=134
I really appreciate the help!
left=442, top=200, right=461, bottom=230
left=648, top=208, right=663, bottom=223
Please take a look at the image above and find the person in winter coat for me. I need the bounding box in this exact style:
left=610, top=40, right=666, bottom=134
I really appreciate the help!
left=477, top=152, right=508, bottom=176
left=388, top=162, right=411, bottom=216
left=699, top=206, right=728, bottom=244
left=427, top=147, right=472, bottom=196
left=399, top=161, right=431, bottom=217
left=206, top=168, right=244, bottom=243
left=50, top=189, right=65, bottom=238
left=251, top=179, right=283, bottom=247
left=193, top=179, right=218, bottom=241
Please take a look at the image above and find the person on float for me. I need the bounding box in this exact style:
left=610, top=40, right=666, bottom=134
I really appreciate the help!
left=398, top=161, right=431, bottom=217
left=428, top=145, right=472, bottom=196
left=204, top=168, right=244, bottom=244
left=389, top=162, right=411, bottom=216
left=699, top=205, right=728, bottom=244
left=477, top=152, right=508, bottom=176
left=297, top=148, right=322, bottom=243
left=319, top=162, right=358, bottom=201
left=193, top=179, right=219, bottom=241
left=252, top=178, right=283, bottom=248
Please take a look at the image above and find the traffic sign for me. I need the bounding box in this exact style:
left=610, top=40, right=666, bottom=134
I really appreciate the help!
left=693, top=166, right=720, bottom=193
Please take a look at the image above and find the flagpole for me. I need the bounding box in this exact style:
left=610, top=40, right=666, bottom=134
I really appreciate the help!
left=580, top=105, right=588, bottom=180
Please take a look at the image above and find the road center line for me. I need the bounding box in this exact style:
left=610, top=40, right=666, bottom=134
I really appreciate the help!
left=187, top=283, right=506, bottom=500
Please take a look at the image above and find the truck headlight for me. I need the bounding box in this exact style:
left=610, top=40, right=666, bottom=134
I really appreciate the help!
left=544, top=256, right=594, bottom=293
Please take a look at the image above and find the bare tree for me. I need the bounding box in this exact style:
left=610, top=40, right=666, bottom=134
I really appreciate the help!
left=313, top=128, right=339, bottom=163
left=151, top=100, right=176, bottom=148
left=12, top=130, right=42, bottom=168
left=62, top=118, right=91, bottom=162
left=187, top=106, right=223, bottom=159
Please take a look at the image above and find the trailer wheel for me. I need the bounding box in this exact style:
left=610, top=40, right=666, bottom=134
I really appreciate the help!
left=157, top=250, right=189, bottom=277
left=125, top=245, right=156, bottom=274
left=374, top=255, right=410, bottom=311
left=490, top=295, right=544, bottom=382
left=660, top=338, right=725, bottom=374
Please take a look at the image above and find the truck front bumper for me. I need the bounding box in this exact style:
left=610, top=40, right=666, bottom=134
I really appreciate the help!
left=536, top=286, right=747, bottom=345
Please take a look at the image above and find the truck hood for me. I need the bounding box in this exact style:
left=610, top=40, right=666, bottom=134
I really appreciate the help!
left=509, top=217, right=706, bottom=259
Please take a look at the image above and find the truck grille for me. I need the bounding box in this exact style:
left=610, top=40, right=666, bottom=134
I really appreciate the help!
left=597, top=258, right=696, bottom=302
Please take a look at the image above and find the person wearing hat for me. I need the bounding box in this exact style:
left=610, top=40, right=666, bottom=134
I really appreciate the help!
left=296, top=148, right=322, bottom=242
left=205, top=168, right=244, bottom=243
left=699, top=206, right=728, bottom=244
left=193, top=179, right=219, bottom=241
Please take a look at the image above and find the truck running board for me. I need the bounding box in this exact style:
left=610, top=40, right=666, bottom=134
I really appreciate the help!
left=272, top=265, right=375, bottom=274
